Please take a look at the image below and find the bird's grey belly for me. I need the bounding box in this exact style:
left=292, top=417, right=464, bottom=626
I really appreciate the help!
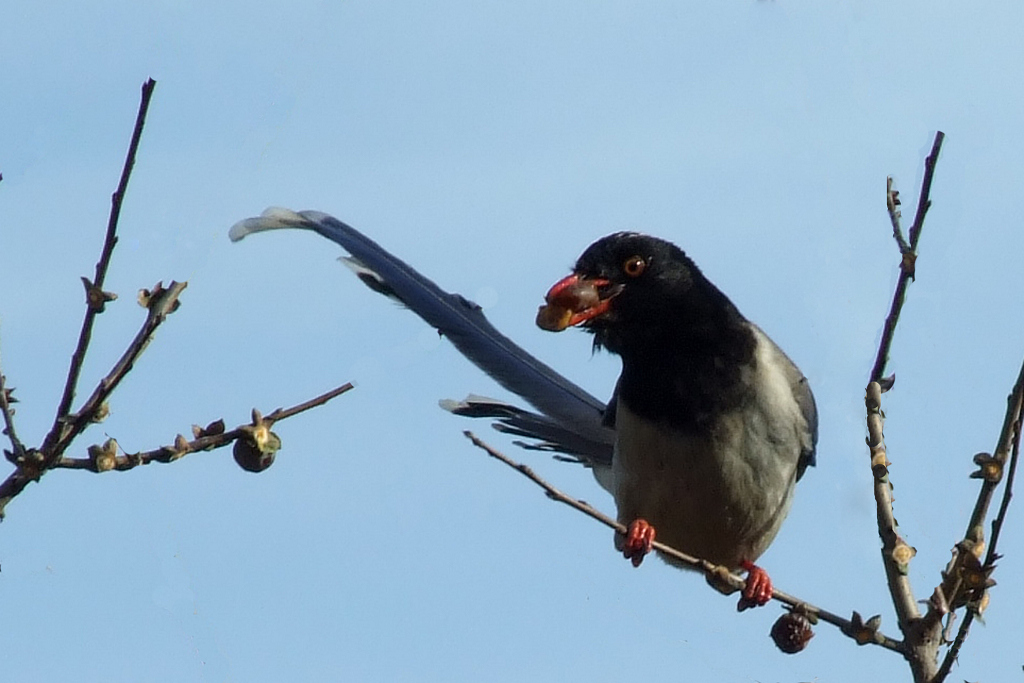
left=611, top=402, right=798, bottom=570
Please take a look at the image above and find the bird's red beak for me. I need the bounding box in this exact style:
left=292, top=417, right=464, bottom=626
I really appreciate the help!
left=536, top=273, right=617, bottom=332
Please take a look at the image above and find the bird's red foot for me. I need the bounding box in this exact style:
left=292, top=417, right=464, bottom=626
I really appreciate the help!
left=737, top=560, right=774, bottom=611
left=622, top=519, right=656, bottom=567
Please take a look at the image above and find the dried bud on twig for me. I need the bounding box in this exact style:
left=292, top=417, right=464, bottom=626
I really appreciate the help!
left=970, top=452, right=1002, bottom=483
left=81, top=276, right=118, bottom=312
left=192, top=419, right=226, bottom=439
left=90, top=402, right=110, bottom=423
left=891, top=538, right=917, bottom=574
left=137, top=281, right=182, bottom=313
left=88, top=438, right=119, bottom=472
left=843, top=611, right=885, bottom=646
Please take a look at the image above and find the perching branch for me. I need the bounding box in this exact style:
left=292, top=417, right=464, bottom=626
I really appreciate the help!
left=464, top=430, right=906, bottom=655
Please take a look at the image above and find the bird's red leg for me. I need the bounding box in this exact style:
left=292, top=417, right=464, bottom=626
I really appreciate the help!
left=621, top=519, right=656, bottom=567
left=737, top=560, right=773, bottom=611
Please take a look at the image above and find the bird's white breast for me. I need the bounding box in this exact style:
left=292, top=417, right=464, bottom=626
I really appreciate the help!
left=610, top=326, right=807, bottom=569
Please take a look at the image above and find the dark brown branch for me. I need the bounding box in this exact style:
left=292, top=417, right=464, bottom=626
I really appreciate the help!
left=0, top=280, right=184, bottom=517
left=983, top=371, right=1024, bottom=584
left=45, top=78, right=157, bottom=451
left=0, top=348, right=26, bottom=460
left=934, top=357, right=1024, bottom=680
left=870, top=131, right=944, bottom=383
left=50, top=280, right=187, bottom=462
left=262, top=382, right=356, bottom=424
left=463, top=431, right=905, bottom=655
left=53, top=382, right=354, bottom=472
left=907, top=132, right=945, bottom=251
left=965, top=358, right=1024, bottom=557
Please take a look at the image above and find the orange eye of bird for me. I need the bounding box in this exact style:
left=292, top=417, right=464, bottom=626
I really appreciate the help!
left=623, top=255, right=646, bottom=278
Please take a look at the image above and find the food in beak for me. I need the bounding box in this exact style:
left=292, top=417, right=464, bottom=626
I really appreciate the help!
left=536, top=274, right=611, bottom=332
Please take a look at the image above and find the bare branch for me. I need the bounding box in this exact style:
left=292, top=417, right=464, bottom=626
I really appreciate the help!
left=966, top=358, right=1024, bottom=558
left=0, top=344, right=26, bottom=460
left=870, top=131, right=945, bottom=383
left=935, top=356, right=1024, bottom=680
left=53, top=382, right=354, bottom=472
left=984, top=367, right=1024, bottom=585
left=45, top=78, right=157, bottom=450
left=886, top=176, right=908, bottom=252
left=863, top=132, right=946, bottom=682
left=463, top=431, right=905, bottom=655
left=49, top=280, right=188, bottom=462
left=865, top=382, right=923, bottom=630
left=262, top=382, right=356, bottom=424
left=0, top=281, right=184, bottom=517
left=907, top=132, right=945, bottom=251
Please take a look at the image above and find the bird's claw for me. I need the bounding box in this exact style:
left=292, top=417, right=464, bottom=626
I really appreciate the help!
left=737, top=560, right=773, bottom=611
left=622, top=519, right=656, bottom=567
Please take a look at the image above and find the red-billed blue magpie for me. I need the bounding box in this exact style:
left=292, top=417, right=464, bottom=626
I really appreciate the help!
left=230, top=209, right=817, bottom=609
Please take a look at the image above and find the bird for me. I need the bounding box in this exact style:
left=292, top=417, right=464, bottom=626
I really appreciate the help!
left=230, top=208, right=817, bottom=609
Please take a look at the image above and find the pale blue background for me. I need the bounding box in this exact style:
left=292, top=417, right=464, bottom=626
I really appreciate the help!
left=3, top=2, right=1023, bottom=681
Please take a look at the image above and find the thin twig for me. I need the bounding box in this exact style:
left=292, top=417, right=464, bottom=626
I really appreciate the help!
left=263, top=382, right=356, bottom=424
left=870, top=131, right=945, bottom=383
left=464, top=431, right=905, bottom=654
left=907, top=132, right=945, bottom=251
left=964, top=357, right=1024, bottom=556
left=983, top=373, right=1024, bottom=582
left=0, top=281, right=184, bottom=517
left=44, top=78, right=157, bottom=451
left=886, top=176, right=909, bottom=252
left=49, top=281, right=188, bottom=462
left=934, top=357, right=1024, bottom=680
left=53, top=382, right=355, bottom=471
left=0, top=342, right=26, bottom=460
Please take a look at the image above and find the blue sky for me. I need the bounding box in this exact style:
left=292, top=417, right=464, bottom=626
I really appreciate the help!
left=3, top=2, right=1023, bottom=681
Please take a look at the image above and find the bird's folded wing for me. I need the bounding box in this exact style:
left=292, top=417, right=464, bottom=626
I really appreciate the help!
left=230, top=208, right=614, bottom=468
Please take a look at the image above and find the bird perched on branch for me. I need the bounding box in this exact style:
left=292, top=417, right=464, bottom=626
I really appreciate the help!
left=230, top=208, right=817, bottom=609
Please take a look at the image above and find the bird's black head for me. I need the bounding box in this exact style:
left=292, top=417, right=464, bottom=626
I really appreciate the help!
left=537, top=232, right=743, bottom=356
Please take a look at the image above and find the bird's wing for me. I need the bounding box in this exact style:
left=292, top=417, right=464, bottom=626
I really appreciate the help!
left=230, top=208, right=615, bottom=468
left=765, top=333, right=818, bottom=480
left=790, top=370, right=818, bottom=478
